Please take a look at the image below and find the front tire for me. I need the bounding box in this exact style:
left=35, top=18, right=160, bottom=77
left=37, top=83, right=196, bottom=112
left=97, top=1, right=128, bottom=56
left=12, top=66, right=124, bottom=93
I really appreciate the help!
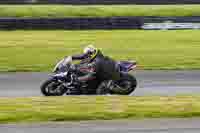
left=40, top=78, right=66, bottom=96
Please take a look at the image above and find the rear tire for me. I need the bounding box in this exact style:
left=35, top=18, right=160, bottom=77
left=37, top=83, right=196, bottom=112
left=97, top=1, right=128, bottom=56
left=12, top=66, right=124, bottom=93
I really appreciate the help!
left=96, top=82, right=110, bottom=95
left=40, top=78, right=66, bottom=96
left=114, top=73, right=137, bottom=95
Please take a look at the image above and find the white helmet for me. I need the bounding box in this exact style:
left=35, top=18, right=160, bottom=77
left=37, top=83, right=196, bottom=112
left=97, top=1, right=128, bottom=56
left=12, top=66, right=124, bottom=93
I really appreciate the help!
left=83, top=45, right=98, bottom=59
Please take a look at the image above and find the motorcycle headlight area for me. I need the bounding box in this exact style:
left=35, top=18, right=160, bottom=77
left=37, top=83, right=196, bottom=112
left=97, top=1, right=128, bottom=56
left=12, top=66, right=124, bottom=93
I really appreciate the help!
left=54, top=72, right=68, bottom=77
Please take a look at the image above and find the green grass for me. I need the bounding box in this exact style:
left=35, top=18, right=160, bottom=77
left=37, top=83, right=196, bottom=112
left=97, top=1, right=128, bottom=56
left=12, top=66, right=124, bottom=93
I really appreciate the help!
left=0, top=30, right=200, bottom=72
left=0, top=96, right=200, bottom=123
left=0, top=5, right=200, bottom=18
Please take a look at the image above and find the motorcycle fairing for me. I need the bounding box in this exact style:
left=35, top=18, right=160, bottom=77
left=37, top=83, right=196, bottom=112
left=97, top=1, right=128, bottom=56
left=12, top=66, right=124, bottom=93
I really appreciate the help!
left=119, top=61, right=137, bottom=72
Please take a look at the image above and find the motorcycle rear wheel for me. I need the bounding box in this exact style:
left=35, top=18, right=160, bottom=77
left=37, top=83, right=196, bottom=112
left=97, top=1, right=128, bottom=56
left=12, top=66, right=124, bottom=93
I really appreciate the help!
left=113, top=73, right=137, bottom=95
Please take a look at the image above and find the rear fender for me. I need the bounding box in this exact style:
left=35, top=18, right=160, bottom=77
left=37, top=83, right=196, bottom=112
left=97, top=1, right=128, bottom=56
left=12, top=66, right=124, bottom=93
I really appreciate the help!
left=128, top=64, right=137, bottom=71
left=119, top=61, right=137, bottom=72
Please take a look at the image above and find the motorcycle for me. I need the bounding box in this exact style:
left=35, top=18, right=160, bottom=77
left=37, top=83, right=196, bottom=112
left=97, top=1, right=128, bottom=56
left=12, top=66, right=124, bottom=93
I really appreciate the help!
left=40, top=56, right=137, bottom=96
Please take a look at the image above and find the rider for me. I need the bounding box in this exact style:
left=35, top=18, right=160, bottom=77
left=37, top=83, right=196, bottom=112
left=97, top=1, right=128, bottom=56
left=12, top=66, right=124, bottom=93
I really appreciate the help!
left=71, top=45, right=121, bottom=94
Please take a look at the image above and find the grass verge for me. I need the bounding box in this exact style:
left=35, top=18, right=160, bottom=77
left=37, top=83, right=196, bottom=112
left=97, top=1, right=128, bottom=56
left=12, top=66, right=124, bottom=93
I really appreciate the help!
left=0, top=5, right=200, bottom=18
left=0, top=96, right=200, bottom=124
left=0, top=30, right=200, bottom=72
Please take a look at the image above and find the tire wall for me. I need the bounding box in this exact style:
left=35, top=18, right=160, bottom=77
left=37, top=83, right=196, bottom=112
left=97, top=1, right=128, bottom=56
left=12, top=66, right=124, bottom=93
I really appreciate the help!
left=0, top=17, right=142, bottom=30
left=1, top=17, right=200, bottom=30
left=1, top=0, right=200, bottom=4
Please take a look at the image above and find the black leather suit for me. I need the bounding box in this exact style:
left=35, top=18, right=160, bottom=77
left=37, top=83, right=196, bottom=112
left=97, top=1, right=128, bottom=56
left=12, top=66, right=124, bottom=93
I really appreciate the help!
left=72, top=50, right=121, bottom=94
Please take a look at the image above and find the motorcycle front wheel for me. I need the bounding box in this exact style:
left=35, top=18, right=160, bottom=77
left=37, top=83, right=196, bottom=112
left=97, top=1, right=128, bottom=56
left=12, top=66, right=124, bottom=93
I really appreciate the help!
left=40, top=78, right=66, bottom=96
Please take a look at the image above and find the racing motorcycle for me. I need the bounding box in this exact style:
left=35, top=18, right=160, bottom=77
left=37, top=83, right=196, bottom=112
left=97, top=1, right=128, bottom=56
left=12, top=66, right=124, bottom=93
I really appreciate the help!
left=40, top=56, right=137, bottom=96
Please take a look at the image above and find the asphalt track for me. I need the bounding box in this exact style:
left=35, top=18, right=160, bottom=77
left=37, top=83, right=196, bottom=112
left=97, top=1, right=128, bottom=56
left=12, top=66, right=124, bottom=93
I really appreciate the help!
left=0, top=71, right=200, bottom=132
left=0, top=70, right=200, bottom=97
left=1, top=118, right=200, bottom=133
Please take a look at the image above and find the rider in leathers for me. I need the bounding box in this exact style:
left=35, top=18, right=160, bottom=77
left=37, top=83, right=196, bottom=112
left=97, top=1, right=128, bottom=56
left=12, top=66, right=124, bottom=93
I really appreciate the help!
left=71, top=45, right=121, bottom=94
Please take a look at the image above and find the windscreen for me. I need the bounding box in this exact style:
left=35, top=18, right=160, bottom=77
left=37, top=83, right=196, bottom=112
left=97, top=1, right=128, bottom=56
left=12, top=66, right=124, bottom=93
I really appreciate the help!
left=53, top=56, right=72, bottom=72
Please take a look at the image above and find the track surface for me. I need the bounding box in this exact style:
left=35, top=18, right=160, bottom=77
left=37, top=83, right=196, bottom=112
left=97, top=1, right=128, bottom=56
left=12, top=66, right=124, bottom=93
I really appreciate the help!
left=0, top=71, right=200, bottom=133
left=0, top=70, right=200, bottom=97
left=1, top=118, right=200, bottom=133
